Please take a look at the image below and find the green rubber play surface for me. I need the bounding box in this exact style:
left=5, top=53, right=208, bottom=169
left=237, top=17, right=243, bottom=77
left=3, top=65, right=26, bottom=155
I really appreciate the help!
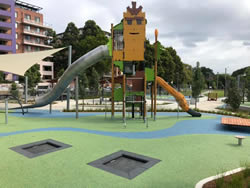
left=0, top=113, right=249, bottom=188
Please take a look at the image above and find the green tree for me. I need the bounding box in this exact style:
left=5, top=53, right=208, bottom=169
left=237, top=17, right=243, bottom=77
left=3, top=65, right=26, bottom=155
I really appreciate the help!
left=24, top=64, right=41, bottom=88
left=200, top=67, right=215, bottom=89
left=226, top=78, right=242, bottom=111
left=245, top=67, right=250, bottom=101
left=192, top=62, right=205, bottom=108
left=77, top=20, right=110, bottom=86
left=10, top=82, right=19, bottom=99
left=158, top=47, right=175, bottom=83
left=44, top=28, right=57, bottom=46
left=79, top=72, right=89, bottom=110
left=89, top=67, right=99, bottom=93
left=0, top=71, right=4, bottom=83
left=144, top=40, right=154, bottom=68
left=62, top=22, right=80, bottom=47
left=52, top=22, right=80, bottom=76
left=166, top=47, right=184, bottom=90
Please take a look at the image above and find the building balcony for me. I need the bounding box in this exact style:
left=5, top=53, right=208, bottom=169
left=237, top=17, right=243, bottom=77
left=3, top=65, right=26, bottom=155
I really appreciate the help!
left=22, top=18, right=51, bottom=29
left=0, top=9, right=11, bottom=17
left=23, top=29, right=49, bottom=38
left=0, top=21, right=12, bottom=29
left=0, top=33, right=13, bottom=40
left=0, top=44, right=13, bottom=52
left=23, top=39, right=53, bottom=49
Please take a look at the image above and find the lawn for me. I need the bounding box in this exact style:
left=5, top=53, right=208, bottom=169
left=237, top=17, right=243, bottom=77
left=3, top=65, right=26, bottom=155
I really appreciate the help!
left=0, top=112, right=249, bottom=188
left=205, top=90, right=224, bottom=98
left=241, top=102, right=250, bottom=107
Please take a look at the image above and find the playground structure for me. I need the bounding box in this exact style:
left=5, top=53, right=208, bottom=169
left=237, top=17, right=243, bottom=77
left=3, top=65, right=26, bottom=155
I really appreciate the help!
left=10, top=2, right=201, bottom=119
left=110, top=2, right=201, bottom=121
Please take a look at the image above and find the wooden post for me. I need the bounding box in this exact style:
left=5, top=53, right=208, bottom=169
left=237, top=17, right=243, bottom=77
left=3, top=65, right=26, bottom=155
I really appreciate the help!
left=122, top=74, right=126, bottom=123
left=111, top=24, right=115, bottom=119
left=154, top=29, right=158, bottom=121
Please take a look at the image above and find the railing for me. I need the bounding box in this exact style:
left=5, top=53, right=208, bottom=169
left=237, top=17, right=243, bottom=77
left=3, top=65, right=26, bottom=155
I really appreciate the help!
left=22, top=18, right=51, bottom=29
left=23, top=39, right=53, bottom=48
left=23, top=29, right=46, bottom=37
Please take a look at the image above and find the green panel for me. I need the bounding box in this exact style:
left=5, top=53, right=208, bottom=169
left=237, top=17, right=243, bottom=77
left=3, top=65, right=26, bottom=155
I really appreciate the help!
left=126, top=91, right=145, bottom=97
left=114, top=61, right=123, bottom=70
left=107, top=38, right=112, bottom=56
left=114, top=22, right=123, bottom=30
left=114, top=88, right=123, bottom=101
left=145, top=68, right=154, bottom=81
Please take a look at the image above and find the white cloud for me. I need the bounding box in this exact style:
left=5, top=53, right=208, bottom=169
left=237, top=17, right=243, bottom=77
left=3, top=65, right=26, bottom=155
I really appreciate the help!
left=22, top=0, right=250, bottom=74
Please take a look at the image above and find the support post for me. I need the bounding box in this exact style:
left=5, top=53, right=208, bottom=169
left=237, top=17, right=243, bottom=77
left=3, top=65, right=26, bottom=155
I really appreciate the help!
left=49, top=103, right=52, bottom=114
left=144, top=75, right=147, bottom=124
left=111, top=24, right=115, bottom=119
left=154, top=29, right=158, bottom=121
left=25, top=76, right=28, bottom=104
left=67, top=45, right=72, bottom=111
left=5, top=98, right=8, bottom=124
left=122, top=74, right=126, bottom=123
left=75, top=76, right=79, bottom=119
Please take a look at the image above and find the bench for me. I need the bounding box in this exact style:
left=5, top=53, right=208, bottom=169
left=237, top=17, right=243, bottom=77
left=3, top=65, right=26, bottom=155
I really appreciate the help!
left=235, top=135, right=246, bottom=146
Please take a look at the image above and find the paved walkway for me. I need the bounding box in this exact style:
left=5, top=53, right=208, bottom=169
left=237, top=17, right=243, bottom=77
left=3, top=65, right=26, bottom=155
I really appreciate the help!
left=0, top=96, right=225, bottom=112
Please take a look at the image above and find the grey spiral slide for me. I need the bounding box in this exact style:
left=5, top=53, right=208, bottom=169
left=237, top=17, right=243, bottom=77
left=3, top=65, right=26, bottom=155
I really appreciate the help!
left=16, top=45, right=110, bottom=109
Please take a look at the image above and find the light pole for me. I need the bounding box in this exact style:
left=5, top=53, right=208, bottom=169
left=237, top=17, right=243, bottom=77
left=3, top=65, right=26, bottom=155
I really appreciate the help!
left=217, top=72, right=219, bottom=90
left=224, top=68, right=227, bottom=97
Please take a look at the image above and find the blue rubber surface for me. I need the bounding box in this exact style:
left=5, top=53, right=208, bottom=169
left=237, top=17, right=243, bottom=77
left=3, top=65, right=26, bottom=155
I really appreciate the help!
left=2, top=111, right=250, bottom=139
left=11, top=109, right=192, bottom=118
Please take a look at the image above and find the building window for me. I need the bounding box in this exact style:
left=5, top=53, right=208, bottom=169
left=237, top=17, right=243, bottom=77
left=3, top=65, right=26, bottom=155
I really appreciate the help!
left=25, top=35, right=31, bottom=41
left=25, top=46, right=32, bottom=52
left=16, top=33, right=18, bottom=39
left=35, top=38, right=40, bottom=44
left=15, top=12, right=18, bottom=18
left=42, top=75, right=52, bottom=80
left=35, top=17, right=40, bottom=23
left=35, top=28, right=40, bottom=33
left=34, top=47, right=40, bottom=51
left=15, top=22, right=18, bottom=28
left=25, top=14, right=31, bottom=20
left=24, top=25, right=31, bottom=31
left=16, top=44, right=18, bottom=50
left=43, top=66, right=52, bottom=71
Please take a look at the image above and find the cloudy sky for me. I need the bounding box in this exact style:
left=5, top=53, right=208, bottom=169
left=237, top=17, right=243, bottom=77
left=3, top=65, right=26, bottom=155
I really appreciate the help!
left=23, top=0, right=250, bottom=74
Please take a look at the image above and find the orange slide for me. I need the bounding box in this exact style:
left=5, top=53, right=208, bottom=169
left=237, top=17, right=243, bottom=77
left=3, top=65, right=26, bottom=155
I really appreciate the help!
left=156, top=76, right=201, bottom=117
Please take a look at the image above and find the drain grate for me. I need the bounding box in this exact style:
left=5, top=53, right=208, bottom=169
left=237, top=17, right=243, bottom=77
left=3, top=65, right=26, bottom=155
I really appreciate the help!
left=10, top=139, right=72, bottom=158
left=88, top=150, right=161, bottom=179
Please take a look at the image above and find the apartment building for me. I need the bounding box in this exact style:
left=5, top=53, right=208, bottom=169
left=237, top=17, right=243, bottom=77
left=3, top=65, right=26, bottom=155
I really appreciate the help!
left=14, top=0, right=54, bottom=82
left=0, top=0, right=16, bottom=54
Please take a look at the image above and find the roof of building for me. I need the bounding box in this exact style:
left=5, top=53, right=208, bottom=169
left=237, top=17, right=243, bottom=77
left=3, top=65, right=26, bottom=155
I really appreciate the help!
left=15, top=0, right=42, bottom=12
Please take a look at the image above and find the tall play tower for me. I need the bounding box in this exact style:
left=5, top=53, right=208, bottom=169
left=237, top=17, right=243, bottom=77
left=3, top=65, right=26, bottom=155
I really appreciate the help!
left=110, top=2, right=158, bottom=123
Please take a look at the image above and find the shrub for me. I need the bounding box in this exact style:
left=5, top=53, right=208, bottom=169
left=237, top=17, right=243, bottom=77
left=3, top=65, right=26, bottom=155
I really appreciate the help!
left=226, top=87, right=242, bottom=111
left=10, top=82, right=19, bottom=99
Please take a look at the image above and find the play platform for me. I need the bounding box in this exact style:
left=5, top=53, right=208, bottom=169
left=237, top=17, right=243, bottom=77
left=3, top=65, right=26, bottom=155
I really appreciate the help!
left=221, top=117, right=250, bottom=127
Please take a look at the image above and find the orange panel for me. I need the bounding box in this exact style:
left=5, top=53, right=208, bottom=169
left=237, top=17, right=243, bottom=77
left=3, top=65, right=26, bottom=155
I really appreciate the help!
left=123, top=3, right=146, bottom=61
left=113, top=51, right=123, bottom=61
